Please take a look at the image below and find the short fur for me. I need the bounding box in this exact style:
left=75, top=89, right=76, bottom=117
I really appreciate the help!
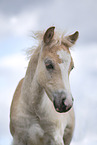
left=10, top=27, right=79, bottom=145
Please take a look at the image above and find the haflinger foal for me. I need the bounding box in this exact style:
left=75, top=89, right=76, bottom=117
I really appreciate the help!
left=10, top=27, right=79, bottom=145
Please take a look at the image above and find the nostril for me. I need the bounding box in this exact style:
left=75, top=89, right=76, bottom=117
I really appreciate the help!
left=62, top=98, right=66, bottom=106
left=62, top=97, right=73, bottom=108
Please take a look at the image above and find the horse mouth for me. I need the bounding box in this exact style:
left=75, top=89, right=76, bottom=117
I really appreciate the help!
left=53, top=100, right=73, bottom=113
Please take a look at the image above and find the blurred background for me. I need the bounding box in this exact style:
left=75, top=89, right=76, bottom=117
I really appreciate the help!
left=0, top=0, right=97, bottom=145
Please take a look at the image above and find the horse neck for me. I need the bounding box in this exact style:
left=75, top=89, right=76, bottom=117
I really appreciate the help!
left=21, top=47, right=44, bottom=109
left=21, top=46, right=41, bottom=93
left=25, top=47, right=40, bottom=84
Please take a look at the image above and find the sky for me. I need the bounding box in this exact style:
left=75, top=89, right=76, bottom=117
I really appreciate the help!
left=0, top=0, right=97, bottom=145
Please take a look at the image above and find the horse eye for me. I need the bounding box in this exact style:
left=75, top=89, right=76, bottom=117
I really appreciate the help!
left=45, top=59, right=54, bottom=71
left=71, top=65, right=74, bottom=70
left=46, top=63, right=54, bottom=70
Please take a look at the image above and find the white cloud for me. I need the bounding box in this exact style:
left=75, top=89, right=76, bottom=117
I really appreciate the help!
left=71, top=133, right=97, bottom=145
left=0, top=9, right=40, bottom=38
left=0, top=53, right=28, bottom=70
left=1, top=0, right=97, bottom=44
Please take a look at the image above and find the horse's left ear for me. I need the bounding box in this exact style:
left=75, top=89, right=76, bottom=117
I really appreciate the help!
left=43, top=26, right=55, bottom=44
left=62, top=31, right=79, bottom=48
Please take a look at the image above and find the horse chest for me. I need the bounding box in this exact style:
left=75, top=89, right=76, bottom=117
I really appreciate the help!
left=37, top=93, right=67, bottom=136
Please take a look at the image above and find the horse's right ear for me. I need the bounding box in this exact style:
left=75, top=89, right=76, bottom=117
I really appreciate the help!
left=43, top=26, right=55, bottom=44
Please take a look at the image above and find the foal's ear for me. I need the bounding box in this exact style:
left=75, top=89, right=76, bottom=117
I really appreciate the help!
left=43, top=26, right=55, bottom=44
left=62, top=31, right=79, bottom=48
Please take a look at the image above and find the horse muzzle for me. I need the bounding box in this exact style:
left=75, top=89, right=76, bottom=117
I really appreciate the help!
left=53, top=91, right=74, bottom=113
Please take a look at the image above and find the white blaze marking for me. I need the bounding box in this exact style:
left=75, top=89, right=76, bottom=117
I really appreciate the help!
left=57, top=49, right=71, bottom=92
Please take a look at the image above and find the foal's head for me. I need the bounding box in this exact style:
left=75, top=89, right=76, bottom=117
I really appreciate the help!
left=36, top=27, right=79, bottom=113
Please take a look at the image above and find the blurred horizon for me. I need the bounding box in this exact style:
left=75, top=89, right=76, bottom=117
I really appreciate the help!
left=0, top=0, right=97, bottom=145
